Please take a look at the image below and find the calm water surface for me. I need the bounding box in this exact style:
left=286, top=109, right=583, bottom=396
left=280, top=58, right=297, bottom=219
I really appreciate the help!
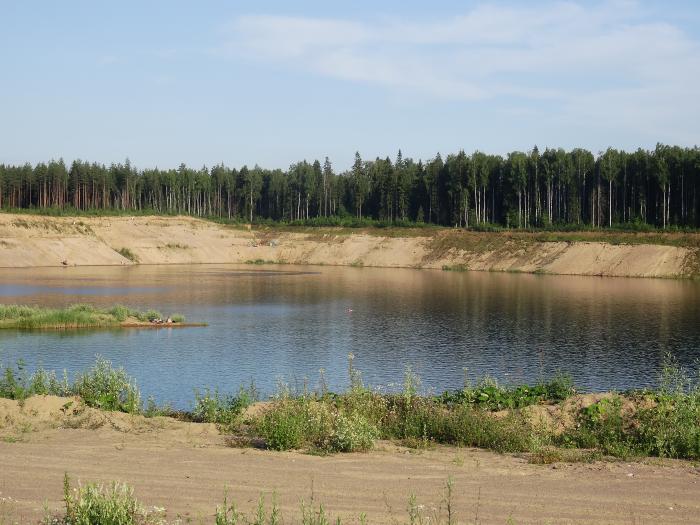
left=0, top=264, right=698, bottom=408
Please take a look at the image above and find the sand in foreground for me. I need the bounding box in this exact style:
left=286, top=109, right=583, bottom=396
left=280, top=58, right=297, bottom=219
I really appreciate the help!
left=0, top=398, right=698, bottom=524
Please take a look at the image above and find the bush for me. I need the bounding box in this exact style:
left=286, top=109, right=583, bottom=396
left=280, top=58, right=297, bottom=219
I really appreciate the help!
left=437, top=374, right=575, bottom=411
left=0, top=361, right=71, bottom=400
left=192, top=388, right=253, bottom=428
left=73, top=357, right=141, bottom=413
left=116, top=247, right=139, bottom=262
left=330, top=412, right=378, bottom=452
left=256, top=398, right=330, bottom=451
left=63, top=474, right=141, bottom=525
left=256, top=397, right=380, bottom=453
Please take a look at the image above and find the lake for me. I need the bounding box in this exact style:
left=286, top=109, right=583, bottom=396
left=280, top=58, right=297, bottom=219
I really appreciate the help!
left=0, top=264, right=698, bottom=408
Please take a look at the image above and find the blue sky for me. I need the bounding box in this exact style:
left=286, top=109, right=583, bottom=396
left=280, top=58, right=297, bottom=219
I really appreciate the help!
left=1, top=0, right=699, bottom=171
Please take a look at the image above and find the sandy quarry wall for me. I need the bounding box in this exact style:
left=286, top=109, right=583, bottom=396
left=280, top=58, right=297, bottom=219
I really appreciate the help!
left=0, top=214, right=697, bottom=278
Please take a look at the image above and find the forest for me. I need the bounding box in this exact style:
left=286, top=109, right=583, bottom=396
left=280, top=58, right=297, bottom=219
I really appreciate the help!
left=0, top=144, right=698, bottom=229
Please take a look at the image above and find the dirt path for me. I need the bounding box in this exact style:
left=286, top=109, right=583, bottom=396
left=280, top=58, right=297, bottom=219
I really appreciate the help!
left=1, top=400, right=699, bottom=524
left=0, top=214, right=697, bottom=278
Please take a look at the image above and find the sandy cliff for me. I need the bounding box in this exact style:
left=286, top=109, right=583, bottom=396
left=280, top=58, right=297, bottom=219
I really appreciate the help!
left=0, top=214, right=697, bottom=278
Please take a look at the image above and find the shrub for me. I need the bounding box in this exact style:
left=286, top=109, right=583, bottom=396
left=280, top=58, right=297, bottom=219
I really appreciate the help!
left=0, top=361, right=71, bottom=400
left=330, top=412, right=378, bottom=452
left=73, top=357, right=141, bottom=413
left=437, top=374, right=575, bottom=411
left=256, top=398, right=332, bottom=451
left=192, top=388, right=253, bottom=429
left=63, top=474, right=141, bottom=525
left=116, top=247, right=139, bottom=262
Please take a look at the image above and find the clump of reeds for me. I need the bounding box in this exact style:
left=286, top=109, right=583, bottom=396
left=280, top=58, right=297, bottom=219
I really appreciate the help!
left=0, top=303, right=185, bottom=329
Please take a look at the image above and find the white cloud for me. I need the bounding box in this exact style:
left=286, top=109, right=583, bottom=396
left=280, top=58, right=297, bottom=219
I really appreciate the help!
left=220, top=1, right=700, bottom=141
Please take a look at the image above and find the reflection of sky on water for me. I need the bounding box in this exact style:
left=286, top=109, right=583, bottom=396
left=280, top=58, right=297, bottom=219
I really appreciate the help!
left=0, top=284, right=169, bottom=296
left=0, top=264, right=698, bottom=409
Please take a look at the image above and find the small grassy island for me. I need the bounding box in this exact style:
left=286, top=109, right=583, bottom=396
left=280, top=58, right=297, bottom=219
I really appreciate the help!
left=0, top=304, right=206, bottom=330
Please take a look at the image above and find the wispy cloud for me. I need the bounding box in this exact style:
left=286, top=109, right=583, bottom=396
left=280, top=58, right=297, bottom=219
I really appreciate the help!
left=219, top=1, right=700, bottom=140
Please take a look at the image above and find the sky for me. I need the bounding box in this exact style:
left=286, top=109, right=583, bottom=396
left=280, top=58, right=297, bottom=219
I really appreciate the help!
left=1, top=0, right=699, bottom=171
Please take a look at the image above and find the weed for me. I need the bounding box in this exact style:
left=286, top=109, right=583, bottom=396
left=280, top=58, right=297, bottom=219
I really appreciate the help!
left=73, top=357, right=141, bottom=414
left=116, top=247, right=139, bottom=262
left=192, top=388, right=253, bottom=429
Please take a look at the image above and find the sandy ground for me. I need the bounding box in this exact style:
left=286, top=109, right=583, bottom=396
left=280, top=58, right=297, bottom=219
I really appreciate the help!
left=1, top=397, right=699, bottom=524
left=0, top=214, right=697, bottom=278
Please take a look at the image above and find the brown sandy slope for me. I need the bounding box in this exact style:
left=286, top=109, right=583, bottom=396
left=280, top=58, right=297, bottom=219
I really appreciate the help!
left=1, top=397, right=699, bottom=524
left=0, top=214, right=698, bottom=278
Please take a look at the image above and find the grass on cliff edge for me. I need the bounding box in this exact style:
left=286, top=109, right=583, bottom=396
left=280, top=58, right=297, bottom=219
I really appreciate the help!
left=0, top=304, right=185, bottom=329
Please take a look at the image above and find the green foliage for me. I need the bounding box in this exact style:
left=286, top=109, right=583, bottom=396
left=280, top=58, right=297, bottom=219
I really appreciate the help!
left=255, top=397, right=327, bottom=451
left=140, top=310, right=163, bottom=322
left=329, top=412, right=379, bottom=452
left=116, top=247, right=139, bottom=262
left=4, top=355, right=700, bottom=461
left=4, top=143, right=700, bottom=230
left=0, top=360, right=71, bottom=400
left=374, top=395, right=533, bottom=453
left=143, top=396, right=175, bottom=418
left=562, top=356, right=700, bottom=460
left=62, top=474, right=141, bottom=525
left=193, top=387, right=254, bottom=429
left=108, top=305, right=131, bottom=322
left=255, top=395, right=378, bottom=453
left=437, top=374, right=575, bottom=410
left=50, top=474, right=481, bottom=525
left=566, top=396, right=635, bottom=457
left=0, top=303, right=186, bottom=329
left=73, top=357, right=141, bottom=413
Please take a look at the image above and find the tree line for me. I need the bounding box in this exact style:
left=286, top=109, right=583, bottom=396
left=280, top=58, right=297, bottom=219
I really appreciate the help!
left=1, top=144, right=698, bottom=228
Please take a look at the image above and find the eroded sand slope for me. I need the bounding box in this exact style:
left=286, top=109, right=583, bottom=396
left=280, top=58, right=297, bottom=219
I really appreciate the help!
left=0, top=214, right=696, bottom=278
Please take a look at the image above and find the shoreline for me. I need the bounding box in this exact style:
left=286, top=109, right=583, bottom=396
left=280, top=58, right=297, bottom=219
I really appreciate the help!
left=0, top=322, right=208, bottom=331
left=0, top=213, right=698, bottom=278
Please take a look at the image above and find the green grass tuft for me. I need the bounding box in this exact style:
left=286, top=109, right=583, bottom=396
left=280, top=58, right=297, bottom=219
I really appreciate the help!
left=116, top=247, right=139, bottom=262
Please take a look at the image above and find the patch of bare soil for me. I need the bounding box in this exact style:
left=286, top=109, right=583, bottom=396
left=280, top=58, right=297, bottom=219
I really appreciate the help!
left=1, top=397, right=699, bottom=524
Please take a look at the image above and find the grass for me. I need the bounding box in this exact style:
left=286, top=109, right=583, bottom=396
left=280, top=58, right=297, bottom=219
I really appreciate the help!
left=0, top=356, right=142, bottom=414
left=2, top=355, right=699, bottom=462
left=242, top=358, right=700, bottom=460
left=116, top=247, right=139, bottom=262
left=436, top=373, right=575, bottom=410
left=192, top=387, right=256, bottom=429
left=0, top=303, right=187, bottom=330
left=560, top=356, right=700, bottom=459
left=50, top=474, right=465, bottom=525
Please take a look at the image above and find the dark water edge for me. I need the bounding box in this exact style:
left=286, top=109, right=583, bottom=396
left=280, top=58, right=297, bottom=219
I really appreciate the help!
left=0, top=264, right=698, bottom=409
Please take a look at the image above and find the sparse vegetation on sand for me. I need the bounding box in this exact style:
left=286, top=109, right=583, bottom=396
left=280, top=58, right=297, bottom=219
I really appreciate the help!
left=2, top=355, right=699, bottom=461
left=116, top=247, right=139, bottom=262
left=0, top=304, right=197, bottom=330
left=42, top=474, right=462, bottom=525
